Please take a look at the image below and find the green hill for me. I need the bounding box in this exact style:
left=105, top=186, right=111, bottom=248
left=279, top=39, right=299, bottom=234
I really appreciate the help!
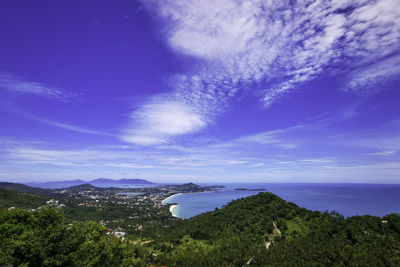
left=0, top=188, right=50, bottom=209
left=148, top=193, right=400, bottom=266
left=1, top=192, right=399, bottom=266
left=0, top=182, right=51, bottom=195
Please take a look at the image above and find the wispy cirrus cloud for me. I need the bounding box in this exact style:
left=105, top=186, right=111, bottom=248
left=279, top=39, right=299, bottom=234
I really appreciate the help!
left=0, top=139, right=254, bottom=172
left=208, top=124, right=305, bottom=150
left=3, top=102, right=112, bottom=137
left=144, top=0, right=400, bottom=93
left=123, top=0, right=400, bottom=145
left=343, top=55, right=400, bottom=94
left=3, top=140, right=400, bottom=183
left=367, top=150, right=397, bottom=156
left=0, top=72, right=79, bottom=101
left=2, top=115, right=400, bottom=183
left=31, top=116, right=113, bottom=137
left=233, top=128, right=301, bottom=149
left=298, top=158, right=336, bottom=164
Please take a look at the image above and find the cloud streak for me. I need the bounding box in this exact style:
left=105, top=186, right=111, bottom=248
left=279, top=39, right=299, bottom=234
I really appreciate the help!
left=343, top=54, right=400, bottom=94
left=367, top=150, right=397, bottom=156
left=0, top=72, right=79, bottom=101
left=32, top=116, right=113, bottom=137
left=2, top=116, right=400, bottom=183
left=2, top=137, right=400, bottom=183
left=3, top=103, right=112, bottom=137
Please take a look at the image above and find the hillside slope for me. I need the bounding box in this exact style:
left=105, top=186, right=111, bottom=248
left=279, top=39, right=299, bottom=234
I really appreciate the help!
left=149, top=192, right=400, bottom=266
left=0, top=182, right=51, bottom=195
left=0, top=188, right=50, bottom=209
left=1, top=192, right=399, bottom=266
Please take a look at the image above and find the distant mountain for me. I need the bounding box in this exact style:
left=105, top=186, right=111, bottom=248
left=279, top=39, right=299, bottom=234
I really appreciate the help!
left=26, top=179, right=87, bottom=189
left=24, top=178, right=154, bottom=189
left=64, top=183, right=100, bottom=193
left=90, top=178, right=154, bottom=185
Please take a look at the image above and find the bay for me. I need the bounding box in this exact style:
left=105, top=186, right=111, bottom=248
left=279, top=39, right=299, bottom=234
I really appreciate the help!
left=163, top=183, right=400, bottom=219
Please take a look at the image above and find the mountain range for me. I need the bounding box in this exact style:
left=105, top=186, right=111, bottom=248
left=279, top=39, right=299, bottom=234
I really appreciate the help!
left=24, top=178, right=154, bottom=189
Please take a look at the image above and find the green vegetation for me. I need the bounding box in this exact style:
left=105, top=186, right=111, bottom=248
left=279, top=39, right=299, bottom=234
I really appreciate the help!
left=0, top=182, right=50, bottom=195
left=142, top=193, right=400, bottom=266
left=0, top=207, right=148, bottom=266
left=61, top=201, right=175, bottom=238
left=1, top=192, right=400, bottom=266
left=0, top=188, right=50, bottom=209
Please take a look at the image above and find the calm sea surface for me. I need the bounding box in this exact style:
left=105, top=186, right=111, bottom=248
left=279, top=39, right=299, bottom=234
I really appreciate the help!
left=163, top=183, right=400, bottom=219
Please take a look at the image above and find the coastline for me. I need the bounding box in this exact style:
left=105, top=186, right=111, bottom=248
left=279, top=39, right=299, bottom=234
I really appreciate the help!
left=161, top=189, right=224, bottom=218
left=161, top=193, right=182, bottom=205
left=162, top=193, right=182, bottom=218
left=161, top=191, right=222, bottom=218
left=169, top=205, right=179, bottom=218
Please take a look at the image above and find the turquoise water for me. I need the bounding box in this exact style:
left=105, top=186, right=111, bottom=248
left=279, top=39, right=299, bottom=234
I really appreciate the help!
left=163, top=183, right=400, bottom=219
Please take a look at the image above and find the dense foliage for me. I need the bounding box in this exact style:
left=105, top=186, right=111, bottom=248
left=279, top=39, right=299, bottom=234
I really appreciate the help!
left=1, top=192, right=400, bottom=266
left=0, top=182, right=50, bottom=195
left=146, top=193, right=400, bottom=266
left=0, top=207, right=148, bottom=266
left=0, top=188, right=50, bottom=209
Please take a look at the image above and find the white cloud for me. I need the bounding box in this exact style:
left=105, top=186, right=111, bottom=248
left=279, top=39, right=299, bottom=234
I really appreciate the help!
left=330, top=120, right=400, bottom=151
left=121, top=97, right=206, bottom=145
left=0, top=73, right=106, bottom=137
left=277, top=161, right=295, bottom=164
left=2, top=126, right=400, bottom=183
left=279, top=143, right=299, bottom=149
left=217, top=125, right=303, bottom=148
left=34, top=117, right=113, bottom=136
left=104, top=163, right=156, bottom=169
left=249, top=163, right=265, bottom=167
left=245, top=161, right=400, bottom=183
left=227, top=160, right=248, bottom=165
left=298, top=158, right=336, bottom=163
left=0, top=139, right=258, bottom=172
left=0, top=72, right=79, bottom=101
left=367, top=150, right=397, bottom=156
left=122, top=0, right=400, bottom=145
left=140, top=0, right=400, bottom=109
left=343, top=55, right=400, bottom=93
left=4, top=105, right=112, bottom=137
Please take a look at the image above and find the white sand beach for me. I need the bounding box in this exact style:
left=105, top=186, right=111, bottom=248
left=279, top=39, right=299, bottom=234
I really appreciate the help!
left=161, top=193, right=182, bottom=205
left=162, top=194, right=182, bottom=217
left=169, top=204, right=179, bottom=218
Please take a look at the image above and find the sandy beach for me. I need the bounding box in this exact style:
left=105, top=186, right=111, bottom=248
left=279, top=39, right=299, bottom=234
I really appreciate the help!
left=162, top=194, right=182, bottom=217
left=161, top=193, right=182, bottom=205
left=169, top=205, right=179, bottom=218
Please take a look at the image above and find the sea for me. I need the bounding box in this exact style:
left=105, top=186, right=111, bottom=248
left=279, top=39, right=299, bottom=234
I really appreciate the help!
left=162, top=183, right=400, bottom=219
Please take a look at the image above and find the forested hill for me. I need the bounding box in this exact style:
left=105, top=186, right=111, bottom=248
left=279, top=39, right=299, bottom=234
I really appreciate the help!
left=0, top=188, right=50, bottom=209
left=148, top=193, right=400, bottom=266
left=1, top=192, right=400, bottom=266
left=0, top=182, right=50, bottom=195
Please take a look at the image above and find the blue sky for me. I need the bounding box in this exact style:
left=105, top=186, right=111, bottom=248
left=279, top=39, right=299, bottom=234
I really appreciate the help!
left=0, top=0, right=400, bottom=183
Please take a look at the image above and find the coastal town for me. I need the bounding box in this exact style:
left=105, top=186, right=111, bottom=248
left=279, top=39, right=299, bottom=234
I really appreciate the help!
left=40, top=182, right=224, bottom=240
left=1, top=180, right=224, bottom=241
left=51, top=182, right=223, bottom=208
